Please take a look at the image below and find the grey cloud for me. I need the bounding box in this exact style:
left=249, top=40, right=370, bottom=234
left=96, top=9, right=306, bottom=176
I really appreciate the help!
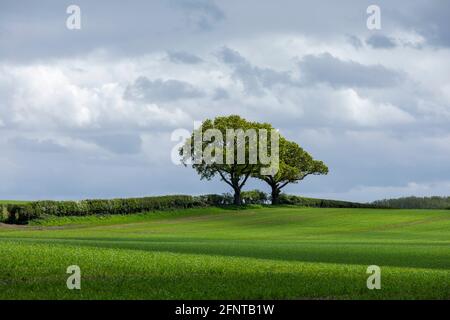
left=218, top=47, right=247, bottom=65
left=213, top=88, right=230, bottom=100
left=167, top=51, right=203, bottom=64
left=393, top=1, right=450, bottom=48
left=346, top=35, right=363, bottom=49
left=217, top=47, right=294, bottom=94
left=10, top=137, right=66, bottom=153
left=366, top=34, right=397, bottom=49
left=298, top=53, right=403, bottom=88
left=87, top=134, right=142, bottom=155
left=124, top=77, right=204, bottom=102
left=0, top=0, right=224, bottom=62
left=1, top=0, right=448, bottom=63
left=170, top=0, right=225, bottom=31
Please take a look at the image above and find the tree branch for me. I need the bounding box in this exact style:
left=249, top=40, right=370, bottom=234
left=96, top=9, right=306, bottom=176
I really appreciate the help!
left=279, top=173, right=312, bottom=190
left=279, top=181, right=290, bottom=190
left=239, top=172, right=251, bottom=189
left=217, top=170, right=234, bottom=188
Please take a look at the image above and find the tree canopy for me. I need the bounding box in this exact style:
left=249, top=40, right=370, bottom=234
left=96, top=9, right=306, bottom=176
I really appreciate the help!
left=180, top=115, right=327, bottom=205
left=255, top=137, right=328, bottom=204
left=180, top=115, right=278, bottom=205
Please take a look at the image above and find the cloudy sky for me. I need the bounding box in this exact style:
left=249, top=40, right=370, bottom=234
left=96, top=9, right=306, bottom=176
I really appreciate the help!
left=1, top=0, right=449, bottom=202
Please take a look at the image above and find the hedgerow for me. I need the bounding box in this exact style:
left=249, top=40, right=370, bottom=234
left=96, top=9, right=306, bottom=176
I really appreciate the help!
left=4, top=195, right=206, bottom=224
left=1, top=192, right=373, bottom=224
left=277, top=194, right=374, bottom=208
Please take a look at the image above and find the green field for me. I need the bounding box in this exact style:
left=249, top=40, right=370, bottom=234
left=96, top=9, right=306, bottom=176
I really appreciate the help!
left=0, top=200, right=28, bottom=204
left=0, top=206, right=449, bottom=299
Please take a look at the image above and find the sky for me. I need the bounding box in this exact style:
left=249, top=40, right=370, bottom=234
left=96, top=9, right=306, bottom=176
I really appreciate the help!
left=0, top=0, right=449, bottom=202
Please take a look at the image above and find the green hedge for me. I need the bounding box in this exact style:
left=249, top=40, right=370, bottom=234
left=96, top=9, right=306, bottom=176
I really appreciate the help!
left=1, top=204, right=8, bottom=222
left=5, top=195, right=206, bottom=224
left=242, top=190, right=268, bottom=204
left=2, top=192, right=375, bottom=224
left=196, top=194, right=233, bottom=206
left=196, top=191, right=269, bottom=205
left=277, top=194, right=373, bottom=208
left=2, top=191, right=270, bottom=224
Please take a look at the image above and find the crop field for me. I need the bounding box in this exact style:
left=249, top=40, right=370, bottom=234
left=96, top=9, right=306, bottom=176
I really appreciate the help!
left=0, top=206, right=449, bottom=299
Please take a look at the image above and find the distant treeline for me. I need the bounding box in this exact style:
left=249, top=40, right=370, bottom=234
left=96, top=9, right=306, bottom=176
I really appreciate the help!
left=372, top=196, right=450, bottom=209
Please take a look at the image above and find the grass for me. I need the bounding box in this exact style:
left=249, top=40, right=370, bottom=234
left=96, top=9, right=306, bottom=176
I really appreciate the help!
left=0, top=206, right=449, bottom=299
left=0, top=200, right=28, bottom=204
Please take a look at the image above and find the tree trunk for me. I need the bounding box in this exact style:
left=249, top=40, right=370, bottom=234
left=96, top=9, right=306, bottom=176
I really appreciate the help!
left=271, top=184, right=281, bottom=205
left=233, top=187, right=242, bottom=205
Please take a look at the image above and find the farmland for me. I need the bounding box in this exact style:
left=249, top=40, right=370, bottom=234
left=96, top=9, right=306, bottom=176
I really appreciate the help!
left=0, top=206, right=449, bottom=299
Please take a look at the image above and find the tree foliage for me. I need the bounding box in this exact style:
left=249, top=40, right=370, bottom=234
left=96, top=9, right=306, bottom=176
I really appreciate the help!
left=180, top=115, right=277, bottom=205
left=255, top=137, right=328, bottom=204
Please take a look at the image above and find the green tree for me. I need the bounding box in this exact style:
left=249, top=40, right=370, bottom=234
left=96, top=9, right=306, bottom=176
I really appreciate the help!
left=256, top=137, right=328, bottom=204
left=180, top=115, right=277, bottom=205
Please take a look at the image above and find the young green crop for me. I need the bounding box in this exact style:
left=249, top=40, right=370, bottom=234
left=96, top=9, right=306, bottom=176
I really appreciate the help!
left=0, top=207, right=449, bottom=299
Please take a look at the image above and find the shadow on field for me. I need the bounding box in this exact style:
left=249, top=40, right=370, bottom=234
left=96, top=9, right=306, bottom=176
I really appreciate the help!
left=1, top=236, right=449, bottom=270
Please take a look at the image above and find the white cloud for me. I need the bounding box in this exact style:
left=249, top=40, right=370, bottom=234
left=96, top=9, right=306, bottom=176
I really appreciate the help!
left=0, top=64, right=194, bottom=130
left=334, top=89, right=415, bottom=126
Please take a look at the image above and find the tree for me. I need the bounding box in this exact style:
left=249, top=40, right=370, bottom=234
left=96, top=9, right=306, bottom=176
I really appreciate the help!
left=180, top=115, right=277, bottom=205
left=256, top=137, right=328, bottom=204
